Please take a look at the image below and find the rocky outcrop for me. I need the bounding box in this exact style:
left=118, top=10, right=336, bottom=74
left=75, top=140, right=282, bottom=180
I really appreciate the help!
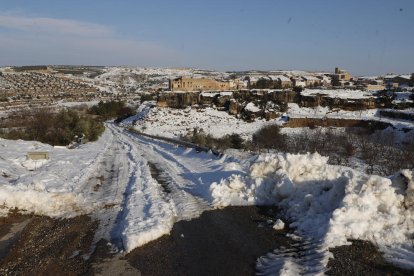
left=266, top=90, right=297, bottom=103
left=157, top=92, right=200, bottom=109
left=299, top=93, right=377, bottom=110
left=214, top=92, right=233, bottom=108
left=242, top=102, right=263, bottom=121
left=228, top=99, right=244, bottom=115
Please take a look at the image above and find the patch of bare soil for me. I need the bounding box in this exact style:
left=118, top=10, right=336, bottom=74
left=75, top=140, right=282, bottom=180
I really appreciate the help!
left=126, top=206, right=290, bottom=275
left=327, top=240, right=413, bottom=276
left=0, top=214, right=97, bottom=275
left=0, top=208, right=412, bottom=276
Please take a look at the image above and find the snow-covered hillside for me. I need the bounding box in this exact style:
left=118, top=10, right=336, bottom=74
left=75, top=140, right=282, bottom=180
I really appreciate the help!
left=91, top=67, right=229, bottom=94
left=123, top=102, right=277, bottom=140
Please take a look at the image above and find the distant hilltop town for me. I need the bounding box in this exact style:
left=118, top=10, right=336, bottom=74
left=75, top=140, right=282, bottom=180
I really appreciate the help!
left=0, top=65, right=412, bottom=113
left=168, top=67, right=413, bottom=92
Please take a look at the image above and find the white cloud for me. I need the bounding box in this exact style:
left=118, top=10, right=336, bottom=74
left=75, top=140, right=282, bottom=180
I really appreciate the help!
left=0, top=14, right=183, bottom=66
left=0, top=14, right=113, bottom=37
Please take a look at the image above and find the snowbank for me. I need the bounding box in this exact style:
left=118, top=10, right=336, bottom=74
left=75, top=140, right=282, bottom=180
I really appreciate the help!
left=0, top=129, right=113, bottom=217
left=210, top=152, right=414, bottom=269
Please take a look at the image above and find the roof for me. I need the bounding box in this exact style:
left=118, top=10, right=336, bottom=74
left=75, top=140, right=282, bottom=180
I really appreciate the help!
left=268, top=75, right=291, bottom=82
left=398, top=75, right=411, bottom=80
left=302, top=75, right=319, bottom=81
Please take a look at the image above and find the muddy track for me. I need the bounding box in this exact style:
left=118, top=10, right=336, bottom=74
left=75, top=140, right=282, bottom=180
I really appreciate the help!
left=0, top=214, right=97, bottom=275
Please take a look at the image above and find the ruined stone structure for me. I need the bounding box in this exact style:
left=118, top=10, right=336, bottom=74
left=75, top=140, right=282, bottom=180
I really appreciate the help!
left=299, top=93, right=376, bottom=110
left=169, top=77, right=231, bottom=91
left=157, top=91, right=201, bottom=108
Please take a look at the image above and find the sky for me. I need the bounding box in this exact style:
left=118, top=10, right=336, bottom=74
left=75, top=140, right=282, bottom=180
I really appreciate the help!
left=0, top=0, right=413, bottom=75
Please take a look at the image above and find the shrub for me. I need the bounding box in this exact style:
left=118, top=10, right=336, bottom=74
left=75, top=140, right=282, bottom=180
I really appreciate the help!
left=140, top=94, right=155, bottom=102
left=183, top=129, right=246, bottom=151
left=89, top=100, right=134, bottom=121
left=252, top=125, right=286, bottom=152
left=0, top=109, right=104, bottom=146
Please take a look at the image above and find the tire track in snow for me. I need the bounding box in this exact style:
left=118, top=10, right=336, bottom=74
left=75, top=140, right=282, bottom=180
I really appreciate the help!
left=107, top=125, right=177, bottom=252
left=115, top=126, right=212, bottom=221
left=85, top=132, right=135, bottom=254
left=256, top=237, right=329, bottom=276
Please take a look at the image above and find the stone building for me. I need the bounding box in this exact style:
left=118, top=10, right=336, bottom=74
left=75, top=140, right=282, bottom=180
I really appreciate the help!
left=332, top=67, right=352, bottom=86
left=169, top=77, right=231, bottom=91
left=269, top=75, right=292, bottom=88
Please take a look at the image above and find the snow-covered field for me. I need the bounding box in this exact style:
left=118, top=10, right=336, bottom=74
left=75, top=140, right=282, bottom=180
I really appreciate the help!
left=301, top=89, right=375, bottom=99
left=287, top=103, right=414, bottom=129
left=122, top=101, right=414, bottom=144
left=0, top=119, right=413, bottom=272
left=123, top=102, right=273, bottom=140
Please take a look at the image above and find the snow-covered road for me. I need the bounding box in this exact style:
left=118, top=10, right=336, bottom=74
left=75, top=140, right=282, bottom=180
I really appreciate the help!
left=95, top=124, right=246, bottom=253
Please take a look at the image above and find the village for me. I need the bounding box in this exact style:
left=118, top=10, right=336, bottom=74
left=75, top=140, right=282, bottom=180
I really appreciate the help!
left=0, top=66, right=413, bottom=117
left=157, top=67, right=414, bottom=123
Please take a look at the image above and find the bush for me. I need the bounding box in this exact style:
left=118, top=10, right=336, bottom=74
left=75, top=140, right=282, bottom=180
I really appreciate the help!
left=89, top=100, right=134, bottom=121
left=140, top=94, right=155, bottom=102
left=183, top=129, right=246, bottom=151
left=252, top=125, right=286, bottom=152
left=253, top=78, right=275, bottom=89
left=0, top=109, right=104, bottom=146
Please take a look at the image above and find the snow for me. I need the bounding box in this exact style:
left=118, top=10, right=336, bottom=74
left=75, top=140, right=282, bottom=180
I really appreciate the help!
left=90, top=66, right=229, bottom=93
left=273, top=219, right=285, bottom=230
left=269, top=75, right=291, bottom=82
left=0, top=104, right=413, bottom=270
left=286, top=103, right=414, bottom=130
left=244, top=102, right=261, bottom=113
left=123, top=102, right=268, bottom=140
left=302, top=75, right=319, bottom=81
left=393, top=92, right=413, bottom=104
left=0, top=129, right=113, bottom=217
left=301, top=89, right=375, bottom=99
left=109, top=125, right=175, bottom=252
left=56, top=100, right=100, bottom=108
left=287, top=103, right=376, bottom=119
left=210, top=152, right=414, bottom=269
left=200, top=92, right=219, bottom=98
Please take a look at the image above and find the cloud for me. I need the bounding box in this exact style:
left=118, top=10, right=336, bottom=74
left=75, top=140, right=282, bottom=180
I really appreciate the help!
left=0, top=14, right=113, bottom=37
left=0, top=14, right=183, bottom=66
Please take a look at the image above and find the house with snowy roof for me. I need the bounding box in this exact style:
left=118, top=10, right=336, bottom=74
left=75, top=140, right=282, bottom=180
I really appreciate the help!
left=384, top=74, right=413, bottom=89
left=316, top=75, right=332, bottom=87
left=268, top=75, right=292, bottom=88
left=291, top=77, right=306, bottom=88
left=302, top=76, right=321, bottom=87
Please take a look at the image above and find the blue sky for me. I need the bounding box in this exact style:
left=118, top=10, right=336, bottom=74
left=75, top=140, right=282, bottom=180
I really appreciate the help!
left=0, top=0, right=413, bottom=75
